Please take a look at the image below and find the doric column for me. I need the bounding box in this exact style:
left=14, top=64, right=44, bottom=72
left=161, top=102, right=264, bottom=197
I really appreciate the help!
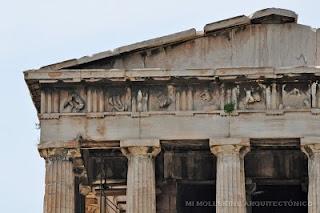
left=210, top=138, right=250, bottom=213
left=301, top=137, right=320, bottom=213
left=120, top=139, right=161, bottom=213
left=40, top=148, right=79, bottom=213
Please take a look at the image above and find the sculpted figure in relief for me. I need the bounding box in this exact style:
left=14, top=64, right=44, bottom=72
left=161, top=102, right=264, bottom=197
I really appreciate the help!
left=108, top=87, right=131, bottom=112
left=288, top=88, right=310, bottom=106
left=200, top=89, right=212, bottom=102
left=283, top=85, right=311, bottom=109
left=287, top=88, right=301, bottom=96
left=198, top=88, right=220, bottom=111
left=158, top=85, right=174, bottom=109
left=244, top=90, right=261, bottom=107
left=63, top=93, right=85, bottom=112
left=108, top=95, right=126, bottom=112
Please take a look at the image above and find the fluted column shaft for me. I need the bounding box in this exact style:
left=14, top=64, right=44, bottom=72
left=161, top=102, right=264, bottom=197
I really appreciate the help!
left=121, top=139, right=160, bottom=213
left=40, top=148, right=76, bottom=213
left=210, top=138, right=250, bottom=213
left=301, top=138, right=320, bottom=213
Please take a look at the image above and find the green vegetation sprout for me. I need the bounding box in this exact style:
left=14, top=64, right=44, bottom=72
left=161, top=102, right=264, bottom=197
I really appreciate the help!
left=224, top=102, right=235, bottom=113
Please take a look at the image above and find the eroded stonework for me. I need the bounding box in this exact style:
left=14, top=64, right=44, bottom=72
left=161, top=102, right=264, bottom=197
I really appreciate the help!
left=34, top=70, right=320, bottom=118
left=24, top=7, right=320, bottom=213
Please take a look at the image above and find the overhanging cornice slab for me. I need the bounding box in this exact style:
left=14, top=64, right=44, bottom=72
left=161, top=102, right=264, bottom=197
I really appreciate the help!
left=24, top=66, right=320, bottom=82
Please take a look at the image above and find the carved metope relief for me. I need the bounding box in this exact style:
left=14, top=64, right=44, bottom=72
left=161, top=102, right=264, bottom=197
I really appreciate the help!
left=193, top=83, right=220, bottom=111
left=64, top=93, right=85, bottom=113
left=105, top=87, right=131, bottom=112
left=159, top=85, right=175, bottom=109
left=59, top=88, right=86, bottom=113
left=238, top=83, right=265, bottom=110
left=282, top=83, right=311, bottom=109
left=148, top=85, right=175, bottom=111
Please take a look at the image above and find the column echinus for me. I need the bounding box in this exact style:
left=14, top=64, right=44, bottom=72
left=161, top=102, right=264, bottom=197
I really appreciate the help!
left=120, top=139, right=161, bottom=213
left=301, top=137, right=320, bottom=213
left=210, top=138, right=250, bottom=213
left=39, top=148, right=79, bottom=213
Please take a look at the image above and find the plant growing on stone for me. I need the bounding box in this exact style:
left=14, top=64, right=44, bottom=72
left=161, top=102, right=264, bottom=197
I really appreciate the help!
left=224, top=102, right=235, bottom=114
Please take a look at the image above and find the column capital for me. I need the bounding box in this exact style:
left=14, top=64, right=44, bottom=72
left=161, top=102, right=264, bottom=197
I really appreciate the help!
left=39, top=147, right=81, bottom=161
left=209, top=137, right=250, bottom=156
left=301, top=137, right=320, bottom=158
left=120, top=138, right=161, bottom=157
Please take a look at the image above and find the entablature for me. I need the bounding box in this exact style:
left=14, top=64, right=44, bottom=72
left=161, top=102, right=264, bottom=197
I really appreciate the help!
left=24, top=66, right=320, bottom=118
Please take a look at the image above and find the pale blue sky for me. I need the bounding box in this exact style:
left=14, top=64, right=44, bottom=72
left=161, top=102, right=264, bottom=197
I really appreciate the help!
left=1, top=1, right=319, bottom=212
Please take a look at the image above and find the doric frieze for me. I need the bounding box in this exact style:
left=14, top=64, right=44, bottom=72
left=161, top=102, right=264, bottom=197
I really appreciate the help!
left=24, top=67, right=320, bottom=118
left=38, top=80, right=319, bottom=117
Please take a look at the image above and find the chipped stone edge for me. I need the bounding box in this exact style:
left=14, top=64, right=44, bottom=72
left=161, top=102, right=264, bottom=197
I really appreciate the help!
left=204, top=15, right=251, bottom=33
left=24, top=66, right=320, bottom=81
left=250, top=8, right=298, bottom=23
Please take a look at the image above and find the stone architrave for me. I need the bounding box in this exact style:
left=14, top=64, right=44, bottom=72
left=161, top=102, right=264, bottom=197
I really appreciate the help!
left=210, top=138, right=250, bottom=213
left=301, top=137, right=320, bottom=213
left=120, top=139, right=161, bottom=213
left=40, top=148, right=79, bottom=213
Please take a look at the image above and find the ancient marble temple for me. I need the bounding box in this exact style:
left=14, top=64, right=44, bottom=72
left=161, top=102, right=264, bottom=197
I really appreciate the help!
left=25, top=8, right=320, bottom=213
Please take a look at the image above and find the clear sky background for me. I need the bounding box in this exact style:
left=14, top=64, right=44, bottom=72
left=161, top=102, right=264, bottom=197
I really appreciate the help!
left=0, top=0, right=319, bottom=212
